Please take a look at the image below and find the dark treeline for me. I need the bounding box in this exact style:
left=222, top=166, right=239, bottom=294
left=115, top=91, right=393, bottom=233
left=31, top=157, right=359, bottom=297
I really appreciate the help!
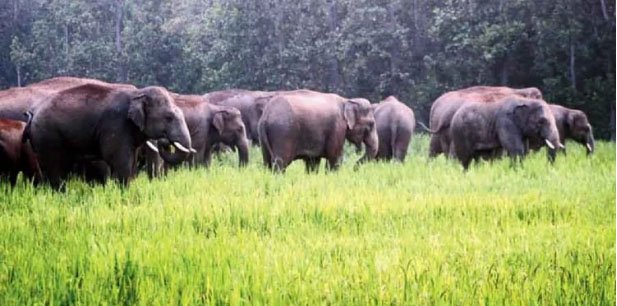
left=0, top=0, right=614, bottom=138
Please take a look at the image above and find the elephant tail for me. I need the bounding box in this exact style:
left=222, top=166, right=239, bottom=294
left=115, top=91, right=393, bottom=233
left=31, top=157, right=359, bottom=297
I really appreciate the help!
left=21, top=111, right=33, bottom=144
left=417, top=121, right=438, bottom=134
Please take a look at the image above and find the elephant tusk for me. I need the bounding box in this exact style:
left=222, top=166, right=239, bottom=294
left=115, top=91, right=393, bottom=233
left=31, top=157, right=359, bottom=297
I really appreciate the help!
left=173, top=141, right=191, bottom=153
left=586, top=143, right=593, bottom=152
left=146, top=140, right=159, bottom=153
left=190, top=148, right=197, bottom=153
left=544, top=139, right=555, bottom=150
left=558, top=143, right=565, bottom=149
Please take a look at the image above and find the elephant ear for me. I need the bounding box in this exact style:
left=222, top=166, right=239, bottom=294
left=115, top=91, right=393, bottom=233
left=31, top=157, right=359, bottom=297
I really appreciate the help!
left=512, top=102, right=531, bottom=127
left=128, top=93, right=147, bottom=131
left=343, top=101, right=357, bottom=130
left=213, top=111, right=226, bottom=134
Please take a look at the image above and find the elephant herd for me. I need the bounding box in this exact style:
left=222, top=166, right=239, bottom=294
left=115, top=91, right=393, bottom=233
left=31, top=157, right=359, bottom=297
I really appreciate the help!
left=0, top=77, right=594, bottom=191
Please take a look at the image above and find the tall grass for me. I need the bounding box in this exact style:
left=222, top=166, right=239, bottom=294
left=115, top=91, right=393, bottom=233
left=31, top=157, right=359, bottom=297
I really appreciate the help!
left=0, top=135, right=614, bottom=305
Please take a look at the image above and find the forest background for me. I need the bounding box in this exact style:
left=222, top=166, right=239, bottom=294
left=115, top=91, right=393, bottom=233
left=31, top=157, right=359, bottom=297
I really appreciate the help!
left=0, top=0, right=614, bottom=139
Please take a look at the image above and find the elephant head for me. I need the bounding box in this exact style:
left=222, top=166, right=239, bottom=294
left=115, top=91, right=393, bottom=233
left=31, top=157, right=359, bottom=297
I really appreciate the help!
left=127, top=86, right=192, bottom=163
left=566, top=110, right=594, bottom=155
left=211, top=106, right=249, bottom=166
left=511, top=98, right=563, bottom=161
left=513, top=87, right=543, bottom=100
left=343, top=98, right=378, bottom=164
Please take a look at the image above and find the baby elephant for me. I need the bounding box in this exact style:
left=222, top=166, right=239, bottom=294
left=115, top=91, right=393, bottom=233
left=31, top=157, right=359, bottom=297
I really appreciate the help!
left=0, top=118, right=40, bottom=186
left=370, top=96, right=415, bottom=162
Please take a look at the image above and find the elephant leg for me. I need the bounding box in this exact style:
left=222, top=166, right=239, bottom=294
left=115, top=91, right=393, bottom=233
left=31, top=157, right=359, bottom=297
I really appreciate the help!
left=104, top=146, right=136, bottom=187
left=82, top=161, right=110, bottom=185
left=203, top=147, right=213, bottom=168
left=393, top=130, right=411, bottom=163
left=39, top=155, right=71, bottom=191
left=8, top=170, right=18, bottom=187
left=261, top=145, right=273, bottom=170
left=439, top=132, right=452, bottom=158
left=326, top=155, right=343, bottom=171
left=428, top=135, right=442, bottom=158
left=272, top=157, right=290, bottom=173
left=304, top=157, right=321, bottom=173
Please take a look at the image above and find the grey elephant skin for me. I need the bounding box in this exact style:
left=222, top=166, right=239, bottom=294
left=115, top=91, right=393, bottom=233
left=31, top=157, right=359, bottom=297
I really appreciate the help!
left=427, top=86, right=543, bottom=158
left=205, top=89, right=274, bottom=145
left=0, top=76, right=136, bottom=121
left=28, top=84, right=191, bottom=189
left=144, top=94, right=249, bottom=177
left=450, top=96, right=563, bottom=170
left=258, top=90, right=378, bottom=172
left=370, top=96, right=416, bottom=162
left=0, top=119, right=40, bottom=186
left=529, top=104, right=594, bottom=155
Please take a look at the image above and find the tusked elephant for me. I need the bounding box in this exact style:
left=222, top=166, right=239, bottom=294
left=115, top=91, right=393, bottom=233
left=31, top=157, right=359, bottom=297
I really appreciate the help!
left=206, top=90, right=276, bottom=146
left=368, top=96, right=416, bottom=162
left=529, top=104, right=594, bottom=156
left=27, top=84, right=192, bottom=190
left=0, top=118, right=40, bottom=186
left=426, top=86, right=543, bottom=158
left=258, top=91, right=378, bottom=172
left=143, top=94, right=249, bottom=176
left=450, top=96, right=563, bottom=170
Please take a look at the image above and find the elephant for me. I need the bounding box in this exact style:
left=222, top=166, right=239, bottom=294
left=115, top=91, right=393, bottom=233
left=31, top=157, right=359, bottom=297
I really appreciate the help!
left=366, top=96, right=416, bottom=162
left=528, top=104, right=594, bottom=156
left=27, top=83, right=192, bottom=189
left=426, top=86, right=543, bottom=158
left=450, top=96, right=563, bottom=170
left=142, top=94, right=249, bottom=177
left=206, top=90, right=276, bottom=146
left=0, top=76, right=136, bottom=121
left=0, top=118, right=40, bottom=186
left=258, top=91, right=378, bottom=172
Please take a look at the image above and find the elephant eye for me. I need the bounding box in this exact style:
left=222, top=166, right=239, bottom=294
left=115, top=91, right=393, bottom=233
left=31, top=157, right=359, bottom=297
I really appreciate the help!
left=165, top=113, right=174, bottom=122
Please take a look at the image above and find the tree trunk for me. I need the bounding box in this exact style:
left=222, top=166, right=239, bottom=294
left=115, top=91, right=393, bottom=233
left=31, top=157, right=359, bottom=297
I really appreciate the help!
left=16, top=65, right=21, bottom=87
left=115, top=0, right=127, bottom=82
left=64, top=24, right=70, bottom=72
left=326, top=0, right=341, bottom=91
left=568, top=42, right=576, bottom=92
left=387, top=3, right=400, bottom=74
left=13, top=0, right=18, bottom=22
left=599, top=0, right=609, bottom=21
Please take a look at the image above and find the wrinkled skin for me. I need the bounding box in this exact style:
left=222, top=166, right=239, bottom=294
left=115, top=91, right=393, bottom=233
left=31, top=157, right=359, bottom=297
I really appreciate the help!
left=365, top=96, right=416, bottom=162
left=0, top=119, right=40, bottom=186
left=450, top=97, right=563, bottom=170
left=28, top=84, right=191, bottom=190
left=427, top=86, right=543, bottom=158
left=206, top=90, right=276, bottom=145
left=529, top=104, right=594, bottom=158
left=142, top=94, right=249, bottom=178
left=258, top=91, right=378, bottom=172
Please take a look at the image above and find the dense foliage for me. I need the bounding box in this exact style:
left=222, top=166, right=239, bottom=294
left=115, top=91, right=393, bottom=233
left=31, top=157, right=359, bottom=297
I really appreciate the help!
left=0, top=137, right=614, bottom=304
left=0, top=0, right=614, bottom=138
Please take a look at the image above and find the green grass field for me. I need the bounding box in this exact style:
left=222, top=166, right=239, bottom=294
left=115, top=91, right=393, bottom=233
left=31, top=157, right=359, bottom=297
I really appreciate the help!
left=0, top=135, right=614, bottom=305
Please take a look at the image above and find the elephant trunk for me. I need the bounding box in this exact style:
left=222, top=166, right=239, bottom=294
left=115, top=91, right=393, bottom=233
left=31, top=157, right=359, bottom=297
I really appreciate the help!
left=157, top=139, right=192, bottom=165
left=585, top=131, right=595, bottom=155
left=159, top=121, right=193, bottom=165
left=356, top=127, right=378, bottom=165
left=544, top=134, right=563, bottom=164
left=236, top=137, right=249, bottom=167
